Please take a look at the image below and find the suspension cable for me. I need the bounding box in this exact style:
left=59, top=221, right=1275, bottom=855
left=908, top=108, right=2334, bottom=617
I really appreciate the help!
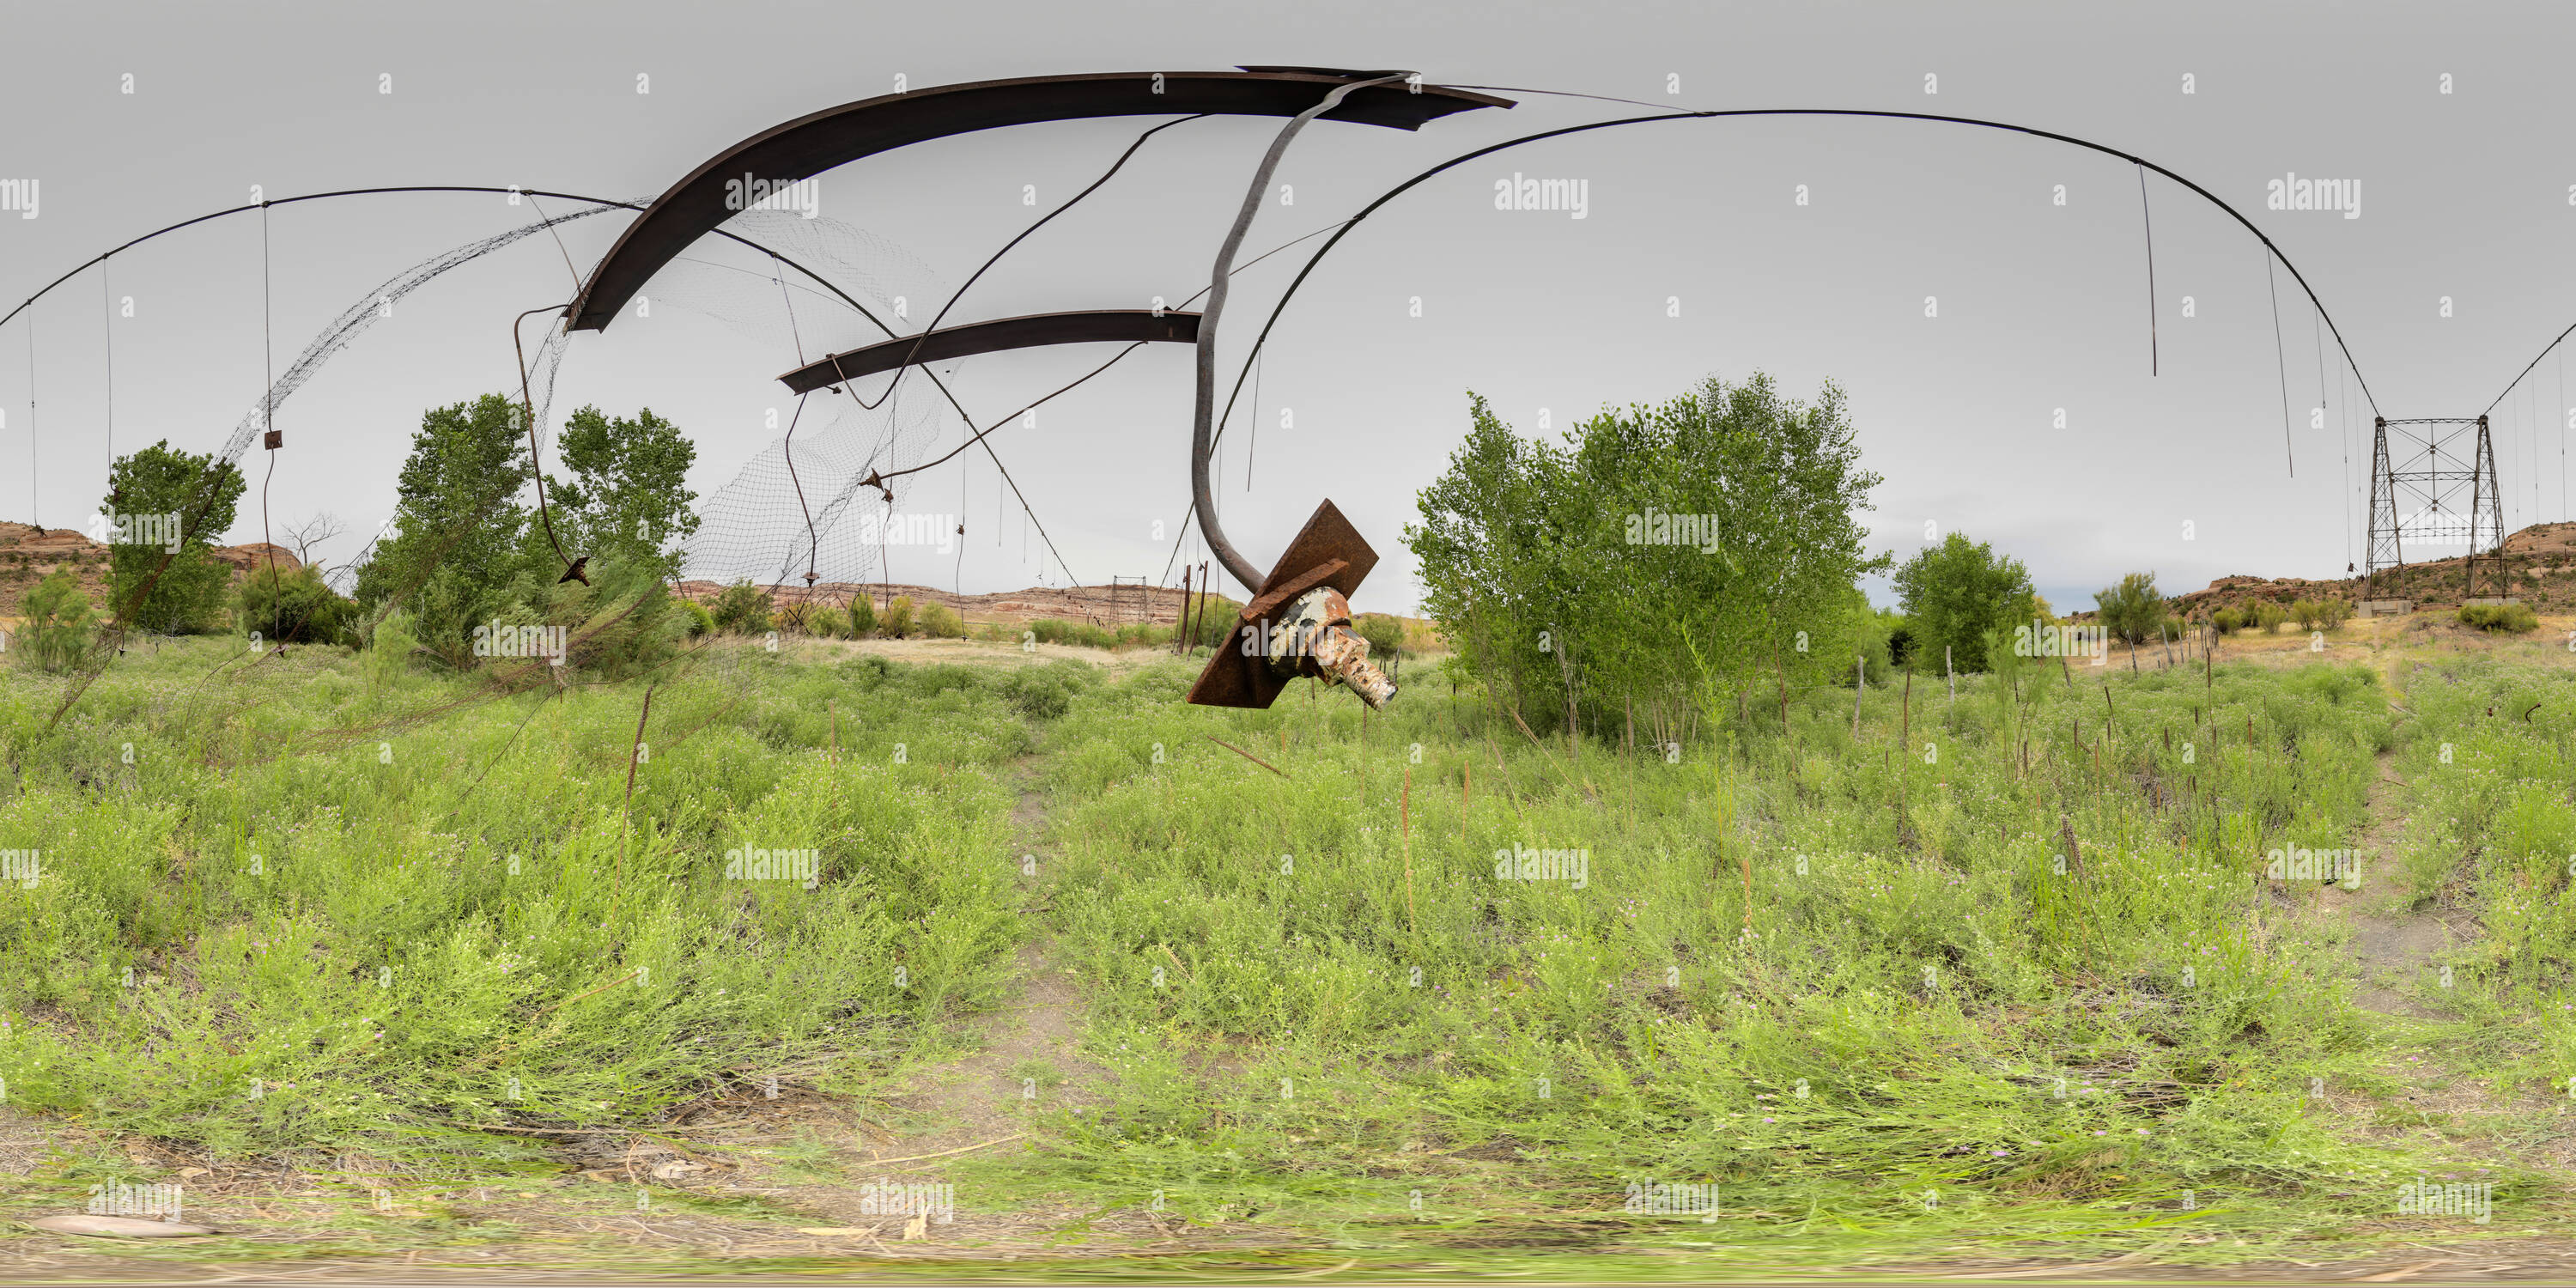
left=1192, top=72, right=1413, bottom=591
left=513, top=302, right=584, bottom=584
left=261, top=200, right=279, bottom=609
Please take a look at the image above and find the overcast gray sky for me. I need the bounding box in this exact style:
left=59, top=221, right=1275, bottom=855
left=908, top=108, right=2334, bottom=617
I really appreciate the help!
left=4, top=0, right=2573, bottom=615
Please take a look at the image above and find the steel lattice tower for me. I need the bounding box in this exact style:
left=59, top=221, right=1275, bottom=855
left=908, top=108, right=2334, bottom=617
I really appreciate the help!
left=2363, top=416, right=2507, bottom=598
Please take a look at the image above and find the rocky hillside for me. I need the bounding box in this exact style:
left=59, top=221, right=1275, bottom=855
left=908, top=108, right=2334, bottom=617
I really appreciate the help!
left=0, top=520, right=298, bottom=619
left=2050, top=521, right=2576, bottom=622
left=2173, top=521, right=2576, bottom=617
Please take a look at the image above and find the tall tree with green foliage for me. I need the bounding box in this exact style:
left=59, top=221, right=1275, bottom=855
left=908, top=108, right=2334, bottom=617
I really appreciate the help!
left=1891, top=532, right=2038, bottom=673
left=354, top=393, right=533, bottom=658
left=99, top=440, right=245, bottom=634
left=1408, top=373, right=1886, bottom=740
left=547, top=404, right=700, bottom=578
left=2093, top=571, right=2168, bottom=647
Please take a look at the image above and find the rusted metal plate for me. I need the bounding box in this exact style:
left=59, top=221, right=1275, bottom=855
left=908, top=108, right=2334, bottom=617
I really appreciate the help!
left=568, top=71, right=1513, bottom=333
left=1187, top=499, right=1377, bottom=708
left=777, top=310, right=1200, bottom=393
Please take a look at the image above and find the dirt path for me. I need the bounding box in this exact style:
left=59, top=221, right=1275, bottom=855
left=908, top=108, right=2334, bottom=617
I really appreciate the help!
left=856, top=757, right=1091, bottom=1166
left=2295, top=644, right=2458, bottom=1018
left=2317, top=744, right=2458, bottom=1018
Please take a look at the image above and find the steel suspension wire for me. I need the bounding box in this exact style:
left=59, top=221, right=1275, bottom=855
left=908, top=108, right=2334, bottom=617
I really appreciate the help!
left=519, top=191, right=587, bottom=294
left=512, top=303, right=584, bottom=585
left=261, top=201, right=278, bottom=598
left=3, top=186, right=902, bottom=343
left=2312, top=303, right=2338, bottom=561
left=101, top=259, right=113, bottom=465
left=2136, top=163, right=2158, bottom=376
left=853, top=215, right=1355, bottom=588
left=811, top=120, right=1206, bottom=586
left=2340, top=358, right=2354, bottom=570
left=21, top=312, right=31, bottom=526
left=2265, top=250, right=2293, bottom=477
left=2482, top=317, right=2576, bottom=419
left=768, top=254, right=820, bottom=588
left=845, top=114, right=1206, bottom=414
left=1200, top=101, right=2391, bottom=485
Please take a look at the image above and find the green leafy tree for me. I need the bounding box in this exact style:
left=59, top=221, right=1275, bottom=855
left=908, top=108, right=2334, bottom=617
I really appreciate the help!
left=100, top=440, right=245, bottom=634
left=1408, top=373, right=1886, bottom=739
left=1353, top=613, right=1406, bottom=663
left=2093, top=573, right=2168, bottom=671
left=354, top=394, right=533, bottom=662
left=548, top=405, right=700, bottom=578
left=1891, top=532, right=2036, bottom=673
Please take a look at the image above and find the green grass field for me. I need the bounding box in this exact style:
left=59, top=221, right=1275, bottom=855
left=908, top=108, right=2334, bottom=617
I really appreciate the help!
left=3, top=623, right=2573, bottom=1278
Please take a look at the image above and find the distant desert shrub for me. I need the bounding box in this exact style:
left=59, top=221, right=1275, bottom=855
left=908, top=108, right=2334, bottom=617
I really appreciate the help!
left=710, top=580, right=773, bottom=635
left=2458, top=602, right=2538, bottom=633
left=678, top=598, right=715, bottom=637
left=917, top=602, right=966, bottom=639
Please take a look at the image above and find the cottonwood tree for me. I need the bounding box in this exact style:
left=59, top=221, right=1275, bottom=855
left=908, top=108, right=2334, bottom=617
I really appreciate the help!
left=1407, top=373, right=1886, bottom=743
left=99, top=440, right=245, bottom=634
left=1892, top=532, right=2038, bottom=673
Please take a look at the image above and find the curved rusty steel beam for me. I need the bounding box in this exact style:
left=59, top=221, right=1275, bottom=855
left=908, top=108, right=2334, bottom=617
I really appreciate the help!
left=568, top=69, right=1513, bottom=333
left=775, top=308, right=1200, bottom=394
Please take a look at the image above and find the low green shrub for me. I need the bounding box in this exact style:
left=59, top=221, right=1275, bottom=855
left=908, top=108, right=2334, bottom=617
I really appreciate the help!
left=678, top=598, right=715, bottom=637
left=1029, top=617, right=1115, bottom=649
left=236, top=565, right=359, bottom=646
left=18, top=568, right=100, bottom=672
left=710, top=580, right=773, bottom=635
left=2457, top=601, right=2538, bottom=633
left=918, top=602, right=967, bottom=639
left=998, top=659, right=1097, bottom=719
left=1179, top=593, right=1242, bottom=651
left=363, top=607, right=417, bottom=689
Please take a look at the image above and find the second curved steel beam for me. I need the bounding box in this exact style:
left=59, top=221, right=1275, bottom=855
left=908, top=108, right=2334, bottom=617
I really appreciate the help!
left=775, top=308, right=1200, bottom=394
